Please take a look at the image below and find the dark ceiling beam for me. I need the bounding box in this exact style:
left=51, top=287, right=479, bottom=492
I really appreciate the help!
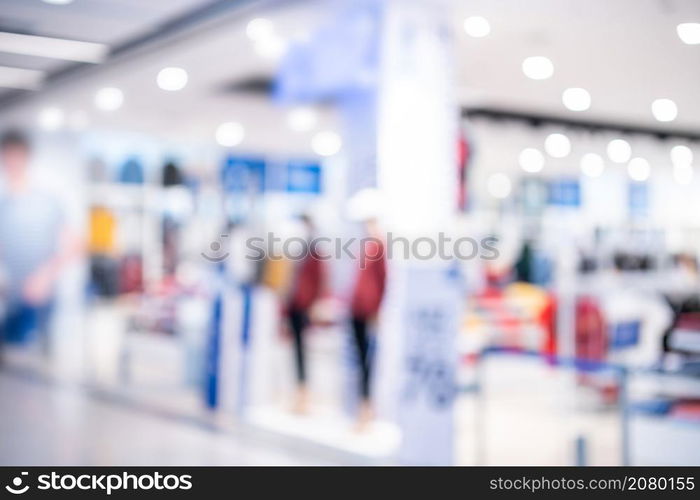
left=463, top=106, right=700, bottom=142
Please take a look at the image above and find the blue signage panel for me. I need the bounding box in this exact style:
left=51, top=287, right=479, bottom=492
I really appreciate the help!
left=221, top=155, right=322, bottom=194
left=628, top=182, right=649, bottom=217
left=521, top=177, right=547, bottom=214
left=221, top=156, right=265, bottom=193
left=609, top=321, right=641, bottom=349
left=286, top=160, right=322, bottom=193
left=548, top=178, right=581, bottom=207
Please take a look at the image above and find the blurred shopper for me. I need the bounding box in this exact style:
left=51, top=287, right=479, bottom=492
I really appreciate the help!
left=0, top=130, right=80, bottom=358
left=347, top=189, right=386, bottom=430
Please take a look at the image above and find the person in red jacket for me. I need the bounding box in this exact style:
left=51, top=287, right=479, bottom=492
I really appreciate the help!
left=350, top=215, right=386, bottom=430
left=286, top=214, right=326, bottom=413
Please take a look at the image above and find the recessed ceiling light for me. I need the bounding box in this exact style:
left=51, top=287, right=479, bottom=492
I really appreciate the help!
left=671, top=145, right=693, bottom=167
left=0, top=32, right=107, bottom=63
left=157, top=67, right=188, bottom=91
left=42, top=0, right=74, bottom=4
left=254, top=34, right=288, bottom=60
left=522, top=56, right=553, bottom=80
left=287, top=106, right=318, bottom=132
left=518, top=148, right=545, bottom=173
left=674, top=164, right=694, bottom=185
left=311, top=131, right=342, bottom=156
left=562, top=87, right=591, bottom=111
left=94, top=87, right=123, bottom=111
left=677, top=23, right=700, bottom=45
left=215, top=122, right=245, bottom=147
left=487, top=173, right=512, bottom=199
left=627, top=157, right=651, bottom=182
left=38, top=107, right=64, bottom=131
left=544, top=133, right=570, bottom=158
left=246, top=18, right=286, bottom=60
left=607, top=139, right=631, bottom=163
left=463, top=16, right=491, bottom=38
left=246, top=18, right=274, bottom=41
left=580, top=153, right=605, bottom=178
left=651, top=98, right=678, bottom=122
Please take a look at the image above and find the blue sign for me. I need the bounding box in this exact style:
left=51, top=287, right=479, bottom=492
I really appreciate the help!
left=287, top=160, right=322, bottom=193
left=548, top=179, right=581, bottom=207
left=222, top=155, right=321, bottom=194
left=521, top=177, right=547, bottom=213
left=628, top=182, right=649, bottom=217
left=221, top=156, right=265, bottom=193
left=610, top=321, right=640, bottom=349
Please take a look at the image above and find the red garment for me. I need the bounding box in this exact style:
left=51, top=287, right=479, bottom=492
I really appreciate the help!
left=539, top=294, right=557, bottom=360
left=670, top=401, right=700, bottom=421
left=575, top=296, right=607, bottom=363
left=351, top=240, right=386, bottom=319
left=289, top=250, right=325, bottom=311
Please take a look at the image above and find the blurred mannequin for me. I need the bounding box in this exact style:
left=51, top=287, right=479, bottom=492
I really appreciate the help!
left=346, top=188, right=387, bottom=430
left=284, top=214, right=326, bottom=413
left=350, top=216, right=385, bottom=429
left=0, top=130, right=80, bottom=357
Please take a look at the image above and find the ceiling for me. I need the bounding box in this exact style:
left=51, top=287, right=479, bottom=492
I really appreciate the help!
left=457, top=0, right=700, bottom=130
left=0, top=0, right=698, bottom=157
left=0, top=0, right=213, bottom=46
left=0, top=0, right=217, bottom=97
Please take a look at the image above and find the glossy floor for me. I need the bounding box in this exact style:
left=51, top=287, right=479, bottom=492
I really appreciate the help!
left=0, top=370, right=337, bottom=466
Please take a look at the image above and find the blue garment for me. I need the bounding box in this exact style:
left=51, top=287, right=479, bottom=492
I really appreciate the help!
left=118, top=158, right=144, bottom=184
left=0, top=189, right=63, bottom=300
left=0, top=300, right=53, bottom=344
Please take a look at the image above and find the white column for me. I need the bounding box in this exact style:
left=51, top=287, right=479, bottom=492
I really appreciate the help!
left=374, top=0, right=460, bottom=465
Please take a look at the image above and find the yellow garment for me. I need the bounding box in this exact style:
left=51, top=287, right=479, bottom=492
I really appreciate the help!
left=504, top=282, right=548, bottom=318
left=88, top=206, right=117, bottom=254
left=261, top=257, right=294, bottom=296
